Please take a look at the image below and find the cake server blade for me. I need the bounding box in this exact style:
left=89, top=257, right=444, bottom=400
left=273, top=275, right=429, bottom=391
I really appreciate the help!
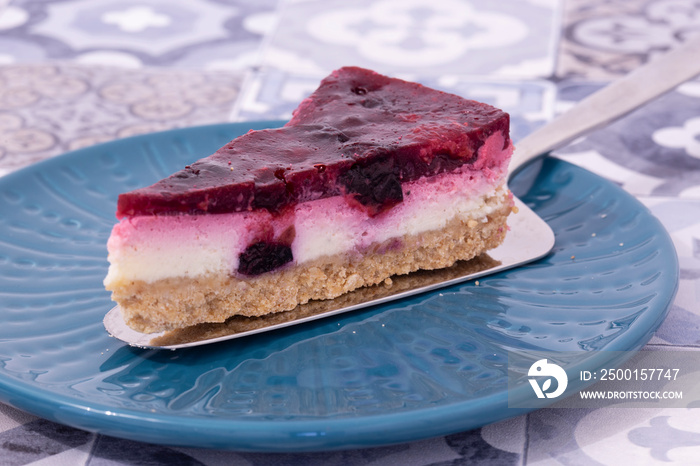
left=104, top=35, right=700, bottom=349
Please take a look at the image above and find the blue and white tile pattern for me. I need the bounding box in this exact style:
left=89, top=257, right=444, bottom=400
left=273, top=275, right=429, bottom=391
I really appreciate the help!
left=1, top=0, right=700, bottom=464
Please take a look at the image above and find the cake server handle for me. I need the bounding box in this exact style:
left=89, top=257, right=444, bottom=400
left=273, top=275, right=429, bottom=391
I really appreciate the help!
left=509, top=34, right=700, bottom=176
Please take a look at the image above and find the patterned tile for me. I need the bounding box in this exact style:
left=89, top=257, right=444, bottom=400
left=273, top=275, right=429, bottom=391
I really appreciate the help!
left=525, top=408, right=602, bottom=464
left=72, top=425, right=526, bottom=465
left=558, top=0, right=700, bottom=80
left=0, top=417, right=93, bottom=466
left=526, top=403, right=700, bottom=464
left=568, top=405, right=700, bottom=464
left=0, top=0, right=698, bottom=464
left=88, top=435, right=205, bottom=465
left=0, top=64, right=243, bottom=175
left=264, top=0, right=559, bottom=79
left=553, top=80, right=700, bottom=198
left=0, top=0, right=280, bottom=69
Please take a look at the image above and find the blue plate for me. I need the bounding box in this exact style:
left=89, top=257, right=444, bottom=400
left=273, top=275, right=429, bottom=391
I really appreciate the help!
left=0, top=122, right=678, bottom=451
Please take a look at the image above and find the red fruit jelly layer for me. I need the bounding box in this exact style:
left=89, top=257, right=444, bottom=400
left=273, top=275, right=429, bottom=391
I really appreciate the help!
left=116, top=67, right=510, bottom=219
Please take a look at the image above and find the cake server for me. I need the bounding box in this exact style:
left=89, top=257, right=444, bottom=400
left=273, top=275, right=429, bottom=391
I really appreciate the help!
left=105, top=35, right=700, bottom=349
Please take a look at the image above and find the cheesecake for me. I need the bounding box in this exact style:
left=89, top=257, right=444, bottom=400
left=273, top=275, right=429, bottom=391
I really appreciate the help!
left=104, top=66, right=514, bottom=333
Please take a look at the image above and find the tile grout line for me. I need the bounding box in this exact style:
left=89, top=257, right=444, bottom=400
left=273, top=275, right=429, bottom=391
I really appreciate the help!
left=522, top=412, right=531, bottom=466
left=84, top=432, right=100, bottom=465
left=227, top=0, right=288, bottom=122
left=227, top=67, right=260, bottom=122
left=645, top=343, right=700, bottom=350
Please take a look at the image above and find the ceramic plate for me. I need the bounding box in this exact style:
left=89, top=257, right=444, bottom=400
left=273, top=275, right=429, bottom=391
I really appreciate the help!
left=0, top=122, right=678, bottom=451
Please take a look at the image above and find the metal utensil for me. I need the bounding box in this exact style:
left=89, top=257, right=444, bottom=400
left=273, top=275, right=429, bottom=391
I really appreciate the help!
left=105, top=35, right=700, bottom=348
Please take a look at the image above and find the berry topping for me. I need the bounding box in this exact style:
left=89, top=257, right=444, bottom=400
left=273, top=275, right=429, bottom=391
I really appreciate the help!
left=238, top=242, right=293, bottom=276
left=116, top=67, right=509, bottom=218
left=340, top=160, right=403, bottom=216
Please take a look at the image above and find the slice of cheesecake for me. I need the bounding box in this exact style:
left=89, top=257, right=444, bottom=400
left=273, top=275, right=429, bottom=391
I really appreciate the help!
left=104, top=66, right=514, bottom=333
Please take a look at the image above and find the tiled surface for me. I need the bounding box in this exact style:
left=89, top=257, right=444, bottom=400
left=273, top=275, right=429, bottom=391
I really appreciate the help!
left=1, top=0, right=700, bottom=464
left=558, top=0, right=700, bottom=80
left=555, top=81, right=700, bottom=197
left=0, top=0, right=279, bottom=69
left=0, top=64, right=242, bottom=175
left=263, top=0, right=559, bottom=79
